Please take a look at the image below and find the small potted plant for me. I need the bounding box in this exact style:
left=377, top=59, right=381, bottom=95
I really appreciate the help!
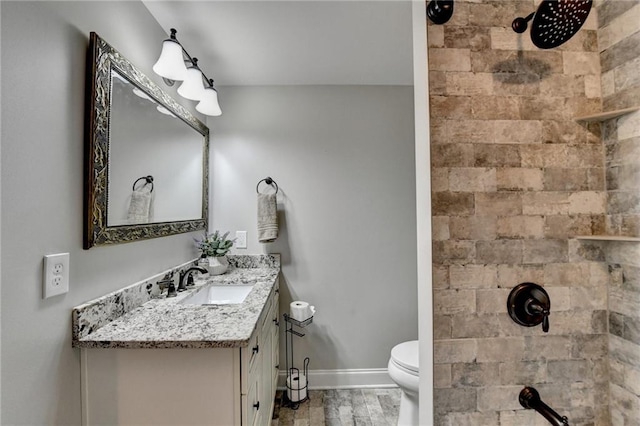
left=195, top=230, right=235, bottom=275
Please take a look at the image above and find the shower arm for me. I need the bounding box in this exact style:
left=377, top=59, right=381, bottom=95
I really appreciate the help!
left=519, top=387, right=570, bottom=426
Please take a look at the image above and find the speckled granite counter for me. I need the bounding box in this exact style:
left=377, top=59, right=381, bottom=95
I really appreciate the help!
left=72, top=255, right=280, bottom=349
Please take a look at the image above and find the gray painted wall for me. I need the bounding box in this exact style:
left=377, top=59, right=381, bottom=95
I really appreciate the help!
left=210, top=86, right=418, bottom=370
left=0, top=2, right=202, bottom=423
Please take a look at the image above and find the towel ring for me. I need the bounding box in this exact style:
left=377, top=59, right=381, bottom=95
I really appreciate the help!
left=133, top=175, right=154, bottom=193
left=256, top=177, right=278, bottom=194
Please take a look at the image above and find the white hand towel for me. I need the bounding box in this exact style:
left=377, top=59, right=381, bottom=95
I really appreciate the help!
left=257, top=193, right=278, bottom=243
left=127, top=189, right=152, bottom=224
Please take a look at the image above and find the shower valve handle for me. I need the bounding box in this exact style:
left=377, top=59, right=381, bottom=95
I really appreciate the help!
left=525, top=298, right=550, bottom=332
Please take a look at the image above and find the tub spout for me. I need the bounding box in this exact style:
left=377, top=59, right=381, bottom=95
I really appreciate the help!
left=519, top=387, right=569, bottom=426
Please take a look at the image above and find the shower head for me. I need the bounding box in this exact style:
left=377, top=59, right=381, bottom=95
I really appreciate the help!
left=512, top=0, right=593, bottom=49
left=426, top=0, right=454, bottom=25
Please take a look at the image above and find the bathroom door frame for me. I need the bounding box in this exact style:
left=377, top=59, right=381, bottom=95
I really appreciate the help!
left=412, top=1, right=434, bottom=424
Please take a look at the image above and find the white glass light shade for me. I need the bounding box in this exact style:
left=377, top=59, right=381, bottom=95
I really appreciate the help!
left=196, top=88, right=222, bottom=116
left=152, top=39, right=188, bottom=81
left=177, top=66, right=206, bottom=101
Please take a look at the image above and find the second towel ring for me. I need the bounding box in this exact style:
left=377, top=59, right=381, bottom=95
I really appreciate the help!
left=133, top=175, right=154, bottom=192
left=256, top=177, right=278, bottom=194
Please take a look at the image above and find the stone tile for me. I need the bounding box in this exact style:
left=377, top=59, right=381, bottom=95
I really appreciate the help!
left=607, top=191, right=640, bottom=215
left=434, top=289, right=476, bottom=315
left=521, top=144, right=568, bottom=168
left=429, top=70, right=447, bottom=95
left=566, top=97, right=604, bottom=119
left=519, top=96, right=570, bottom=121
left=569, top=191, right=607, bottom=215
left=601, top=69, right=615, bottom=98
left=433, top=265, right=450, bottom=290
left=476, top=240, right=524, bottom=264
left=603, top=85, right=640, bottom=111
left=432, top=192, right=475, bottom=216
left=432, top=216, right=450, bottom=242
left=584, top=74, right=601, bottom=99
left=497, top=264, right=545, bottom=289
left=451, top=362, right=500, bottom=387
left=429, top=48, right=472, bottom=72
left=452, top=314, right=501, bottom=339
left=449, top=168, right=497, bottom=192
left=571, top=334, right=609, bottom=360
left=543, top=168, right=589, bottom=191
left=499, top=409, right=550, bottom=426
left=434, top=363, right=452, bottom=389
left=471, top=96, right=520, bottom=120
left=543, top=262, right=590, bottom=287
left=566, top=145, right=604, bottom=168
left=476, top=289, right=511, bottom=314
left=444, top=26, right=491, bottom=52
left=430, top=95, right=472, bottom=119
left=446, top=72, right=493, bottom=96
left=432, top=240, right=476, bottom=265
left=477, top=337, right=525, bottom=362
left=571, top=285, right=608, bottom=310
left=597, top=2, right=640, bottom=51
left=547, top=359, right=589, bottom=383
left=449, top=215, right=498, bottom=241
left=523, top=192, right=570, bottom=215
left=441, top=412, right=499, bottom=426
left=615, top=56, right=640, bottom=93
left=474, top=144, right=521, bottom=167
left=544, top=286, right=571, bottom=311
left=600, top=30, right=640, bottom=73
left=434, top=315, right=453, bottom=340
left=617, top=110, right=640, bottom=141
left=434, top=388, right=477, bottom=415
left=431, top=168, right=449, bottom=192
left=475, top=192, right=522, bottom=216
left=496, top=168, right=544, bottom=191
left=497, top=216, right=545, bottom=239
left=540, top=74, right=586, bottom=97
left=447, top=120, right=495, bottom=143
left=491, top=27, right=537, bottom=51
left=563, top=51, right=601, bottom=75
left=524, top=335, right=572, bottom=361
left=543, top=214, right=606, bottom=239
left=493, top=74, right=540, bottom=96
left=597, top=0, right=638, bottom=28
left=428, top=25, right=445, bottom=48
left=434, top=339, right=478, bottom=364
left=523, top=240, right=569, bottom=263
left=499, top=361, right=547, bottom=385
left=468, top=1, right=531, bottom=28
left=431, top=144, right=475, bottom=167
left=450, top=264, right=497, bottom=289
left=477, top=385, right=524, bottom=411
left=542, top=120, right=591, bottom=145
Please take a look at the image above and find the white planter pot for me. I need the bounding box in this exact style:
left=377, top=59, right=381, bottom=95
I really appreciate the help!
left=207, top=255, right=229, bottom=275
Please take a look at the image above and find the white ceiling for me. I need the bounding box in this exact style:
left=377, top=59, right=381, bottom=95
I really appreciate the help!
left=142, top=0, right=414, bottom=87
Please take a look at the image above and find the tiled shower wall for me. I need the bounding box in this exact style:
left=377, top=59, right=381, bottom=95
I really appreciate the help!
left=428, top=1, right=610, bottom=425
left=598, top=1, right=640, bottom=424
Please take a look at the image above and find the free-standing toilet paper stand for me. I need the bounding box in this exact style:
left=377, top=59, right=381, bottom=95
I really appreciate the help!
left=283, top=313, right=312, bottom=409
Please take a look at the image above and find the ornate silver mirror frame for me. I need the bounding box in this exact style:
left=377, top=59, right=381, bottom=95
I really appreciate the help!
left=84, top=32, right=209, bottom=249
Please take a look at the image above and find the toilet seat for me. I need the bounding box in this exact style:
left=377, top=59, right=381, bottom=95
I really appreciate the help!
left=390, top=340, right=419, bottom=375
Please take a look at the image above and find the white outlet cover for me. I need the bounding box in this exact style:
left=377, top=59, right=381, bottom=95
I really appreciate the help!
left=236, top=231, right=247, bottom=249
left=43, top=253, right=69, bottom=298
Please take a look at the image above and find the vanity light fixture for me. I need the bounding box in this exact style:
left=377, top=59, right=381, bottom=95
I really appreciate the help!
left=153, top=28, right=222, bottom=116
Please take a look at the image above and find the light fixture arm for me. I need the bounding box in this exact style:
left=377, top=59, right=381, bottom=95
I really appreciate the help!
left=161, top=28, right=217, bottom=91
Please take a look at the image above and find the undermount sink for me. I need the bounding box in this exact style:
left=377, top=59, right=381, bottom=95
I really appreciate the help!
left=179, top=284, right=254, bottom=305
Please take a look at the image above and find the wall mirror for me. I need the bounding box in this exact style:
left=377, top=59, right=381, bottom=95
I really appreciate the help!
left=84, top=32, right=208, bottom=249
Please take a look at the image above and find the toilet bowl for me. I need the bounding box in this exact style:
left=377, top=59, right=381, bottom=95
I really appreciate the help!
left=388, top=340, right=419, bottom=426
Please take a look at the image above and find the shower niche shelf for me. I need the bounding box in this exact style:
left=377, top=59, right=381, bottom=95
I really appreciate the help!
left=575, top=235, right=640, bottom=242
left=574, top=106, right=639, bottom=122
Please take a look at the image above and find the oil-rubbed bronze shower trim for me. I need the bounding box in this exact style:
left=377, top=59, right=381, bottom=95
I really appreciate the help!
left=507, top=282, right=551, bottom=333
left=512, top=0, right=593, bottom=49
left=426, top=0, right=454, bottom=25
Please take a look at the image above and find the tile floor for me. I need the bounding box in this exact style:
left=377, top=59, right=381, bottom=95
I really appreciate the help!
left=271, top=388, right=401, bottom=426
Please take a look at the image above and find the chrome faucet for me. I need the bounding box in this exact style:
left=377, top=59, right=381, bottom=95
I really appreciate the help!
left=178, top=267, right=208, bottom=292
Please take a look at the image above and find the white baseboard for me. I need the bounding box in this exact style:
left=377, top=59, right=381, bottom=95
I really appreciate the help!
left=278, top=368, right=397, bottom=390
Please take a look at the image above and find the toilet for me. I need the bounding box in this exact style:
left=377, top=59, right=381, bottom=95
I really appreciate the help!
left=388, top=340, right=419, bottom=425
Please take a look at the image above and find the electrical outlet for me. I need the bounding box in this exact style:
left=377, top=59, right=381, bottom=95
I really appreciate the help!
left=236, top=231, right=247, bottom=249
left=43, top=253, right=69, bottom=298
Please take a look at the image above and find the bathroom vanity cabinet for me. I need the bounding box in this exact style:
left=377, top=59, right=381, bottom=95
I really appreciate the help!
left=80, top=282, right=280, bottom=425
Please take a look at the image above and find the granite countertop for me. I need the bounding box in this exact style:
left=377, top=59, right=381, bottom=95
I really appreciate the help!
left=73, top=256, right=280, bottom=349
